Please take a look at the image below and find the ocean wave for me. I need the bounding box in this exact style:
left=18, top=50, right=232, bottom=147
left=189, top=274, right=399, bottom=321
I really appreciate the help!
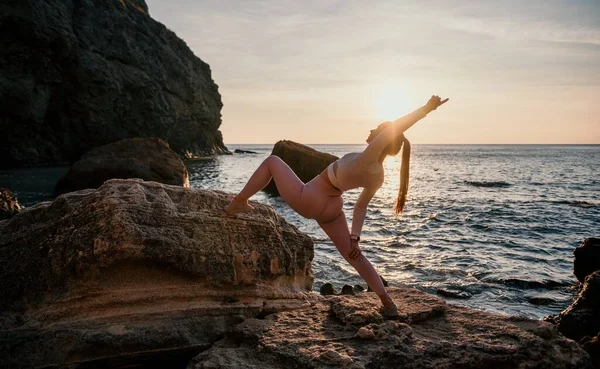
left=489, top=278, right=571, bottom=290
left=549, top=200, right=597, bottom=208
left=464, top=181, right=512, bottom=188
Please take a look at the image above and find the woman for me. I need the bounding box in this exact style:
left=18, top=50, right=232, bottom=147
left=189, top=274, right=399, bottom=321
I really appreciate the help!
left=226, top=95, right=449, bottom=317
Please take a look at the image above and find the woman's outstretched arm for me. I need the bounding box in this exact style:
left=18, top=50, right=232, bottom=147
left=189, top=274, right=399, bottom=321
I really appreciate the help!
left=360, top=95, right=449, bottom=165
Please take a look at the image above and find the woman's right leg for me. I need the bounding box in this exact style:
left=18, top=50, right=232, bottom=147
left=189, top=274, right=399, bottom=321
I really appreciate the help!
left=318, top=211, right=398, bottom=314
left=227, top=155, right=305, bottom=214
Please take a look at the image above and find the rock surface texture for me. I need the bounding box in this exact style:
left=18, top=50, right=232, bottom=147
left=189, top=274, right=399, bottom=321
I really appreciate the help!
left=263, top=140, right=338, bottom=196
left=0, top=0, right=227, bottom=168
left=0, top=179, right=314, bottom=368
left=548, top=238, right=600, bottom=368
left=189, top=287, right=592, bottom=369
left=574, top=238, right=600, bottom=283
left=0, top=188, right=22, bottom=220
left=54, top=137, right=190, bottom=194
left=557, top=271, right=600, bottom=341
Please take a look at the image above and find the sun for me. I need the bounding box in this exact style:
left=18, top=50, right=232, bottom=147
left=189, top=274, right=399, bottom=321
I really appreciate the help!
left=373, top=84, right=412, bottom=122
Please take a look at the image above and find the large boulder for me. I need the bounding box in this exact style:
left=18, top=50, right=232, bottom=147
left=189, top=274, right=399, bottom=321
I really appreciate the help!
left=190, top=287, right=592, bottom=369
left=0, top=188, right=22, bottom=220
left=574, top=238, right=600, bottom=283
left=264, top=140, right=338, bottom=196
left=557, top=271, right=600, bottom=342
left=0, top=179, right=314, bottom=368
left=0, top=0, right=228, bottom=169
left=54, top=137, right=190, bottom=194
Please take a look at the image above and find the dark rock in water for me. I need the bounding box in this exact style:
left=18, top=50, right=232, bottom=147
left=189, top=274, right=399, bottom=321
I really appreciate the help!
left=582, top=333, right=600, bottom=368
left=341, top=284, right=355, bottom=295
left=54, top=137, right=190, bottom=194
left=528, top=297, right=555, bottom=306
left=234, top=149, right=258, bottom=154
left=437, top=288, right=472, bottom=299
left=320, top=283, right=335, bottom=296
left=190, top=287, right=591, bottom=369
left=574, top=238, right=600, bottom=283
left=0, top=188, right=22, bottom=220
left=367, top=275, right=389, bottom=292
left=263, top=140, right=338, bottom=196
left=0, top=0, right=228, bottom=169
left=0, top=179, right=314, bottom=368
left=556, top=270, right=600, bottom=342
left=354, top=285, right=365, bottom=293
left=464, top=181, right=512, bottom=188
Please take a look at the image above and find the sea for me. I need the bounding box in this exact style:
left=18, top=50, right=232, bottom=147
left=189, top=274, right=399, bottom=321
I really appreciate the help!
left=1, top=144, right=598, bottom=319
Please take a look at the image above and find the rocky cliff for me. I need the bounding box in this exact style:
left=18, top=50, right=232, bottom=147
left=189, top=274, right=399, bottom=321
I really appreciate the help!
left=0, top=0, right=228, bottom=168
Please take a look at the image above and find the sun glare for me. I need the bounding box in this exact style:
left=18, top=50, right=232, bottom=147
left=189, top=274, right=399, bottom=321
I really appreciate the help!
left=373, top=84, right=412, bottom=122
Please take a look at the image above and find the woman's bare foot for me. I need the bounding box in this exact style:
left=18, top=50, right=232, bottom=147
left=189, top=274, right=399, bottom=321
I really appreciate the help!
left=381, top=301, right=400, bottom=319
left=379, top=294, right=400, bottom=319
left=226, top=196, right=254, bottom=215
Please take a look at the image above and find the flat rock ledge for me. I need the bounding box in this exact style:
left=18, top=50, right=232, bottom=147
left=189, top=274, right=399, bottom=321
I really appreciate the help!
left=191, top=287, right=592, bottom=369
left=0, top=179, right=314, bottom=368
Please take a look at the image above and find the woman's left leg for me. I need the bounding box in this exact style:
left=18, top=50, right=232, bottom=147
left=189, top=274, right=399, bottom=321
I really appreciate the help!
left=227, top=155, right=306, bottom=215
left=318, top=211, right=397, bottom=312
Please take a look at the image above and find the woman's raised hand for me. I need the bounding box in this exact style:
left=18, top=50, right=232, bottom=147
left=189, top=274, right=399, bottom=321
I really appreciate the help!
left=425, top=95, right=449, bottom=113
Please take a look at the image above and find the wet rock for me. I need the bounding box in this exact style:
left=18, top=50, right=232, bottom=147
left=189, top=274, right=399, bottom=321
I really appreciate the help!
left=353, top=285, right=365, bottom=293
left=0, top=179, right=314, bottom=368
left=263, top=140, right=338, bottom=196
left=55, top=138, right=190, bottom=194
left=528, top=296, right=555, bottom=305
left=0, top=188, right=22, bottom=220
left=234, top=149, right=258, bottom=154
left=574, top=238, right=600, bottom=283
left=341, top=285, right=356, bottom=295
left=1, top=0, right=227, bottom=169
left=582, top=333, right=600, bottom=368
left=194, top=287, right=591, bottom=369
left=557, top=270, right=600, bottom=342
left=320, top=283, right=335, bottom=296
left=436, top=288, right=472, bottom=299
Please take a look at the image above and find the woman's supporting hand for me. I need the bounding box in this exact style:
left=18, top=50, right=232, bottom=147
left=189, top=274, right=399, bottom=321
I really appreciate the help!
left=424, top=95, right=449, bottom=113
left=348, top=238, right=364, bottom=262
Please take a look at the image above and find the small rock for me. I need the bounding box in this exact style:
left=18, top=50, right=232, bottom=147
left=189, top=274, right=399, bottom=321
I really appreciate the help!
left=528, top=297, right=555, bottom=305
left=341, top=285, right=355, bottom=295
left=317, top=350, right=352, bottom=366
left=357, top=327, right=375, bottom=340
left=234, top=149, right=257, bottom=154
left=353, top=285, right=365, bottom=293
left=0, top=188, right=22, bottom=220
left=320, top=283, right=335, bottom=296
left=436, top=288, right=472, bottom=299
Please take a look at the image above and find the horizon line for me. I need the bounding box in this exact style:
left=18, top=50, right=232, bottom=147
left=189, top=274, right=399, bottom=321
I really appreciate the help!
left=225, top=143, right=600, bottom=146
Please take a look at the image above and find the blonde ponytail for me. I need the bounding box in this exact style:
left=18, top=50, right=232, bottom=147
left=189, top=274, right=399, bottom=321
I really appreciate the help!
left=393, top=136, right=411, bottom=216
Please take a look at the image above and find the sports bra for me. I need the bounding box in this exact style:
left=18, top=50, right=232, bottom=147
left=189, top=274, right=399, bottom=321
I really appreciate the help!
left=326, top=152, right=383, bottom=192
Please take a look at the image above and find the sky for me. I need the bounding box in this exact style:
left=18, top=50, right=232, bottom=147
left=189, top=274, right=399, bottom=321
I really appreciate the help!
left=145, top=0, right=600, bottom=144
